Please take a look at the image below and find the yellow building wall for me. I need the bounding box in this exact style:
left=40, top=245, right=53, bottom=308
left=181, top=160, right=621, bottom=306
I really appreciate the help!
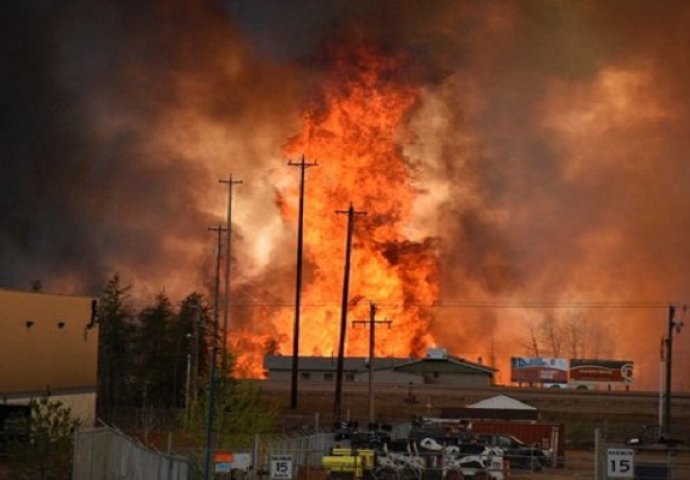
left=0, top=289, right=99, bottom=394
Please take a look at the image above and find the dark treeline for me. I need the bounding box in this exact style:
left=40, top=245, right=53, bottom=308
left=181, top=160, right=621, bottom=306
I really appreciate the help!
left=95, top=274, right=280, bottom=440
left=96, top=274, right=213, bottom=423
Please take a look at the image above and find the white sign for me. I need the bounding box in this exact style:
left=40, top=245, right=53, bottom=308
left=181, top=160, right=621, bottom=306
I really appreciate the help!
left=231, top=453, right=253, bottom=471
left=270, top=455, right=293, bottom=480
left=607, top=448, right=634, bottom=478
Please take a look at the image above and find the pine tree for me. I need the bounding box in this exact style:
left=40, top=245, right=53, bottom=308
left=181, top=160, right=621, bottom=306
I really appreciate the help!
left=134, top=292, right=177, bottom=408
left=174, top=292, right=211, bottom=408
left=97, top=273, right=136, bottom=423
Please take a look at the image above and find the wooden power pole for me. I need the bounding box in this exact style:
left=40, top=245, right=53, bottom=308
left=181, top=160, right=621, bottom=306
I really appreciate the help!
left=662, top=304, right=684, bottom=437
left=353, top=302, right=391, bottom=425
left=333, top=203, right=365, bottom=424
left=208, top=224, right=226, bottom=343
left=288, top=155, right=317, bottom=409
left=203, top=224, right=225, bottom=480
left=219, top=174, right=242, bottom=368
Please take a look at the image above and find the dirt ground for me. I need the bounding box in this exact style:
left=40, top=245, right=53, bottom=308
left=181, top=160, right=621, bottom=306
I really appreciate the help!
left=259, top=380, right=690, bottom=443
left=509, top=449, right=690, bottom=479
left=260, top=381, right=690, bottom=480
left=511, top=451, right=594, bottom=479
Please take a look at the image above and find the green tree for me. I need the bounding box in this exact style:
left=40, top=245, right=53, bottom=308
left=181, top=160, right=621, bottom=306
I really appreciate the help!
left=97, top=273, right=136, bottom=423
left=174, top=292, right=211, bottom=408
left=185, top=355, right=280, bottom=445
left=134, top=292, right=177, bottom=408
left=7, top=396, right=81, bottom=480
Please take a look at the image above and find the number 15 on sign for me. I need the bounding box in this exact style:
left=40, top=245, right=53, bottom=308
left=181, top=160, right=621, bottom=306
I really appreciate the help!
left=271, top=455, right=293, bottom=480
left=607, top=448, right=634, bottom=478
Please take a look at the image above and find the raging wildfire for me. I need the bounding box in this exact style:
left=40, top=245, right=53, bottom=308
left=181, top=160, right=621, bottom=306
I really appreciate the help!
left=3, top=1, right=690, bottom=390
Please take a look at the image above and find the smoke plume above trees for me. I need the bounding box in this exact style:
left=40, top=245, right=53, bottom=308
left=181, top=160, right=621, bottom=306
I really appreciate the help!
left=2, top=1, right=690, bottom=388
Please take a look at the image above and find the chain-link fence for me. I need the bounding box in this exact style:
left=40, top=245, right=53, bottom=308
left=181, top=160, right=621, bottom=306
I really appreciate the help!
left=173, top=432, right=336, bottom=480
left=70, top=425, right=690, bottom=480
left=522, top=432, right=690, bottom=480
left=257, top=433, right=512, bottom=480
left=72, top=425, right=190, bottom=480
left=596, top=442, right=690, bottom=480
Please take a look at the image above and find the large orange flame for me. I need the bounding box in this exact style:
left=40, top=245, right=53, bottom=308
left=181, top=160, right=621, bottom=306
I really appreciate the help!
left=233, top=46, right=439, bottom=376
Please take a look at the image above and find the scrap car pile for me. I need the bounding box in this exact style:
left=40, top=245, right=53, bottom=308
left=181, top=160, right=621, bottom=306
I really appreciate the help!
left=322, top=418, right=552, bottom=480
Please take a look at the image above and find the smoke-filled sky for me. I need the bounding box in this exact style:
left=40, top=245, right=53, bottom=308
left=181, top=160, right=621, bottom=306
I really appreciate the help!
left=2, top=0, right=690, bottom=389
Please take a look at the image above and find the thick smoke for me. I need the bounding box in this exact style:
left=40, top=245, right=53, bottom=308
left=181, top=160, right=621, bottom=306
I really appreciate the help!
left=1, top=0, right=299, bottom=297
left=3, top=1, right=689, bottom=388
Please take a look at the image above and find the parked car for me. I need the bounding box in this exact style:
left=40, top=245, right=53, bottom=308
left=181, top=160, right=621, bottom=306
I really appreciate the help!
left=626, top=425, right=685, bottom=450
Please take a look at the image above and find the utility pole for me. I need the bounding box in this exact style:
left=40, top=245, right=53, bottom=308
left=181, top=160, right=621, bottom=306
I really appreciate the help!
left=191, top=305, right=201, bottom=405
left=353, top=302, right=391, bottom=425
left=333, top=203, right=366, bottom=424
left=288, top=155, right=317, bottom=409
left=662, top=304, right=684, bottom=437
left=203, top=340, right=218, bottom=480
left=203, top=224, right=225, bottom=480
left=209, top=224, right=225, bottom=342
left=219, top=174, right=242, bottom=369
left=185, top=333, right=192, bottom=425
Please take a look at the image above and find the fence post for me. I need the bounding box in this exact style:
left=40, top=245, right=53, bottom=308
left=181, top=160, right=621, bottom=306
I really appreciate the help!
left=253, top=434, right=260, bottom=480
left=72, top=428, right=79, bottom=480
left=594, top=427, right=601, bottom=480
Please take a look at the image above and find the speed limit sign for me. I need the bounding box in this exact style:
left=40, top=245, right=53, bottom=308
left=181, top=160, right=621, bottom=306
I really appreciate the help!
left=607, top=448, right=634, bottom=478
left=270, top=455, right=293, bottom=480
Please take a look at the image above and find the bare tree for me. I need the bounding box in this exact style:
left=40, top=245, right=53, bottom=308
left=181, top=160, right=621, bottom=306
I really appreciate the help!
left=569, top=315, right=608, bottom=359
left=522, top=311, right=612, bottom=361
left=539, top=311, right=563, bottom=357
left=522, top=317, right=542, bottom=357
left=563, top=313, right=587, bottom=359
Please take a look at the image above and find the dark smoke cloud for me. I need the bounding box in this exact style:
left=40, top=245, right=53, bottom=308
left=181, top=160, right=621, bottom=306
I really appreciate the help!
left=2, top=0, right=689, bottom=388
left=0, top=0, right=297, bottom=296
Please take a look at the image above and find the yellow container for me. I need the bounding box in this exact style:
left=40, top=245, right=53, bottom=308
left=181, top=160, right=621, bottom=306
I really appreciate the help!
left=322, top=455, right=363, bottom=477
left=331, top=448, right=354, bottom=456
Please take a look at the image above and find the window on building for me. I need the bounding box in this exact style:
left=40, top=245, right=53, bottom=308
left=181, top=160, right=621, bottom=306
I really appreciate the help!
left=300, top=372, right=310, bottom=380
left=433, top=372, right=439, bottom=378
left=324, top=373, right=334, bottom=381
left=346, top=373, right=355, bottom=381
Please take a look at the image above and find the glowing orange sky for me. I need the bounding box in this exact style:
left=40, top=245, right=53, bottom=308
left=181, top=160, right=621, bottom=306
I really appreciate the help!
left=8, top=1, right=689, bottom=391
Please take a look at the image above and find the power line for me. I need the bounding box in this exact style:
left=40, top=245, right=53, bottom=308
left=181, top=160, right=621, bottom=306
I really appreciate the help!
left=179, top=301, right=686, bottom=309
left=120, top=300, right=690, bottom=310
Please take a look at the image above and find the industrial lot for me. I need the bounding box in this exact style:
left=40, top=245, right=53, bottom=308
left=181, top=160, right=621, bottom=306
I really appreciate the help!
left=2, top=288, right=690, bottom=479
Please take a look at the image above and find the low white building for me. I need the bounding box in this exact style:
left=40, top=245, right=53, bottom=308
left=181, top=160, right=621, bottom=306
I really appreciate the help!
left=263, top=348, right=496, bottom=387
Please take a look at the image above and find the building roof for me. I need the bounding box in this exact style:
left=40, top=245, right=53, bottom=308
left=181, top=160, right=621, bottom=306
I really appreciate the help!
left=264, top=354, right=496, bottom=376
left=467, top=394, right=536, bottom=410
left=263, top=355, right=411, bottom=373
left=440, top=394, right=538, bottom=421
left=0, top=287, right=93, bottom=301
left=392, top=356, right=496, bottom=376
